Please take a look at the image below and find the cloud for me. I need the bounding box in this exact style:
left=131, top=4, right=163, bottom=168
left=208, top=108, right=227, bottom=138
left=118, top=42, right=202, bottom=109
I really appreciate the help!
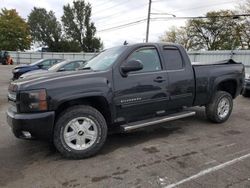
left=1, top=0, right=240, bottom=49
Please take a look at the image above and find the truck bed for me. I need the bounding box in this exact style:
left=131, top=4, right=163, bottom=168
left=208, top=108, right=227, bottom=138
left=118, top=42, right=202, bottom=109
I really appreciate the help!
left=192, top=59, right=244, bottom=106
left=191, top=59, right=240, bottom=66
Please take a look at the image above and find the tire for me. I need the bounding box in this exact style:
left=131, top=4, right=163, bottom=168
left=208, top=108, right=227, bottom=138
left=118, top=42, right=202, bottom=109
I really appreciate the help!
left=53, top=105, right=107, bottom=159
left=205, top=91, right=233, bottom=123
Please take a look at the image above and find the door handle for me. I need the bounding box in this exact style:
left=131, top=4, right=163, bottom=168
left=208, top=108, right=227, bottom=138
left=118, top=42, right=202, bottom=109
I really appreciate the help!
left=154, top=77, right=166, bottom=83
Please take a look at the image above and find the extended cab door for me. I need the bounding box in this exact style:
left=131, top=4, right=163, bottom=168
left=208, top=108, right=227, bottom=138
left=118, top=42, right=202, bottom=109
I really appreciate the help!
left=162, top=46, right=195, bottom=108
left=113, top=46, right=169, bottom=123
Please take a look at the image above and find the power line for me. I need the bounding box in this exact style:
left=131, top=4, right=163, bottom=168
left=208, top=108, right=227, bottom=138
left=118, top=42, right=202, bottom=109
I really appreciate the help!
left=96, top=16, right=146, bottom=29
left=90, top=0, right=120, bottom=10
left=151, top=13, right=250, bottom=20
left=152, top=0, right=240, bottom=15
left=97, top=13, right=250, bottom=33
left=97, top=19, right=147, bottom=32
left=92, top=0, right=133, bottom=16
left=93, top=2, right=148, bottom=23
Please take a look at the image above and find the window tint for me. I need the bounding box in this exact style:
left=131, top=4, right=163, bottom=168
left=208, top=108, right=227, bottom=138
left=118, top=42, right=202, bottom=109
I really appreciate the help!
left=163, top=48, right=183, bottom=70
left=40, top=60, right=52, bottom=69
left=63, top=61, right=82, bottom=71
left=127, top=48, right=161, bottom=73
left=50, top=59, right=59, bottom=65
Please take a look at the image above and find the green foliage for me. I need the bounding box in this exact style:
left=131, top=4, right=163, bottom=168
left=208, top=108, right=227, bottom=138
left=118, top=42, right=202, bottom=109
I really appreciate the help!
left=0, top=9, right=31, bottom=51
left=62, top=0, right=102, bottom=52
left=160, top=10, right=247, bottom=50
left=187, top=10, right=240, bottom=50
left=237, top=0, right=250, bottom=49
left=56, top=40, right=82, bottom=52
left=28, top=8, right=62, bottom=51
left=160, top=26, right=194, bottom=51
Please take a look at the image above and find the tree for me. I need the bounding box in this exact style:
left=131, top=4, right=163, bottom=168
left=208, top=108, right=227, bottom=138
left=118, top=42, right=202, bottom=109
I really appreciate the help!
left=28, top=8, right=62, bottom=51
left=237, top=0, right=250, bottom=49
left=62, top=0, right=102, bottom=52
left=160, top=10, right=244, bottom=51
left=159, top=26, right=194, bottom=51
left=0, top=9, right=31, bottom=51
left=186, top=10, right=241, bottom=50
left=56, top=40, right=82, bottom=52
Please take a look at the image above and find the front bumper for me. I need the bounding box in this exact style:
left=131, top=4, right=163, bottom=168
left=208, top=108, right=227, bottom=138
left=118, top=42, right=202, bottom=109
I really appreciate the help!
left=6, top=107, right=55, bottom=140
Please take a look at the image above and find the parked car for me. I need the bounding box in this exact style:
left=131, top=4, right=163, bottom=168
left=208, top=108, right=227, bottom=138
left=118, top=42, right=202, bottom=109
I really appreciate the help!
left=0, top=51, right=10, bottom=65
left=12, top=58, right=63, bottom=80
left=242, top=68, right=250, bottom=97
left=7, top=43, right=244, bottom=159
left=19, top=60, right=86, bottom=79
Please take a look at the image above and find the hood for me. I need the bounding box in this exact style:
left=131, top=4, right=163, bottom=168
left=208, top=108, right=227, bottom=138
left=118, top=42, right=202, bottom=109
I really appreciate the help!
left=14, top=64, right=33, bottom=69
left=12, top=69, right=98, bottom=90
left=20, top=69, right=48, bottom=79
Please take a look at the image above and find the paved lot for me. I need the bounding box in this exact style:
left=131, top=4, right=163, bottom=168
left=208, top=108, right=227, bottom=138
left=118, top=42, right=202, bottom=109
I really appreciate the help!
left=0, top=65, right=250, bottom=188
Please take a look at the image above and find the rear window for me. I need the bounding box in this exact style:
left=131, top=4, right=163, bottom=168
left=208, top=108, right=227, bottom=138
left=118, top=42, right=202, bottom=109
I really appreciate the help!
left=163, top=48, right=183, bottom=70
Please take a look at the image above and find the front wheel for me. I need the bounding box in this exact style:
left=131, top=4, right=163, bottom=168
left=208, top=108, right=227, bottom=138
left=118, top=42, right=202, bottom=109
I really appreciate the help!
left=53, top=105, right=107, bottom=159
left=205, top=91, right=233, bottom=123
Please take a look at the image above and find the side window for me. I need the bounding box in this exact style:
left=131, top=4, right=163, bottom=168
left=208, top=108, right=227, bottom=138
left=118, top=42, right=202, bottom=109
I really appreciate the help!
left=50, top=59, right=59, bottom=65
left=127, top=48, right=162, bottom=73
left=63, top=62, right=76, bottom=71
left=163, top=48, right=183, bottom=70
left=40, top=60, right=52, bottom=69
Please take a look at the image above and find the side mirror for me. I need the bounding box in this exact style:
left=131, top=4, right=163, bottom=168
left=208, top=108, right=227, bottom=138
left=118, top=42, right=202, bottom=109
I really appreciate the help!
left=121, top=59, right=143, bottom=76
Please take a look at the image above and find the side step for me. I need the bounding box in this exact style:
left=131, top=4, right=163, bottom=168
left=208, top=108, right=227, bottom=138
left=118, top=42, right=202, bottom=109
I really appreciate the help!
left=121, top=111, right=196, bottom=132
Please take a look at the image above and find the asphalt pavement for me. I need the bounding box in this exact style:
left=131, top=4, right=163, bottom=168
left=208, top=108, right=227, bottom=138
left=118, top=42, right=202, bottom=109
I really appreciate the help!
left=0, top=65, right=250, bottom=188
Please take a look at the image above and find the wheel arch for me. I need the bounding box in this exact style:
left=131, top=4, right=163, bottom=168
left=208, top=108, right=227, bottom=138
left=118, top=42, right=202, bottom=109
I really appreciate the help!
left=213, top=78, right=238, bottom=99
left=55, top=95, right=113, bottom=126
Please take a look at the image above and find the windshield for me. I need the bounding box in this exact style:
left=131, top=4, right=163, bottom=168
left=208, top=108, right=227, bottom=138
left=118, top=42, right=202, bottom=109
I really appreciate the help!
left=30, top=59, right=45, bottom=66
left=80, top=46, right=127, bottom=71
left=48, top=60, right=68, bottom=71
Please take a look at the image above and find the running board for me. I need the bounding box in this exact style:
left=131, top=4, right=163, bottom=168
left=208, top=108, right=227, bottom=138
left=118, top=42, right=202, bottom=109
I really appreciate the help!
left=121, top=111, right=196, bottom=132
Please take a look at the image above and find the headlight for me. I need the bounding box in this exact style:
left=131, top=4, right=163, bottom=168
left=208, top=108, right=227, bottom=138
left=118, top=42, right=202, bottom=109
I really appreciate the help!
left=19, top=89, right=48, bottom=112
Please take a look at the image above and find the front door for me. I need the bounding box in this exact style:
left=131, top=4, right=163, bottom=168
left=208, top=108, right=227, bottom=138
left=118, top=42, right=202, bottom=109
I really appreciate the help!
left=113, top=46, right=169, bottom=123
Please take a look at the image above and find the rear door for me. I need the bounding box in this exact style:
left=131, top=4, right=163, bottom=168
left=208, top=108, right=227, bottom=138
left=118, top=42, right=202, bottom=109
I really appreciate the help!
left=113, top=46, right=169, bottom=122
left=162, top=46, right=195, bottom=108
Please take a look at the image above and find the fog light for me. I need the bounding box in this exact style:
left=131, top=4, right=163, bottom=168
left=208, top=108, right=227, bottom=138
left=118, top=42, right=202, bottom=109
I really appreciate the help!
left=22, top=131, right=32, bottom=139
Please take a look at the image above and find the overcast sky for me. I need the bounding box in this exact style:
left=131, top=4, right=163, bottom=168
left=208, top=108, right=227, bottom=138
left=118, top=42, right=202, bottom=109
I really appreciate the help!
left=0, top=0, right=242, bottom=49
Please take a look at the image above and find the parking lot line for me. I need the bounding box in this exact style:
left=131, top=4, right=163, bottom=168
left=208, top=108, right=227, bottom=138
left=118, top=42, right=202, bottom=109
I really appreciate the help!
left=164, top=152, right=250, bottom=188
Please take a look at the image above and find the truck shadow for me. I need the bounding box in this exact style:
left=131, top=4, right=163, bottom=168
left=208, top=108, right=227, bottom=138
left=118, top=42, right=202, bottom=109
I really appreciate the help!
left=100, top=125, right=182, bottom=155
left=100, top=107, right=207, bottom=155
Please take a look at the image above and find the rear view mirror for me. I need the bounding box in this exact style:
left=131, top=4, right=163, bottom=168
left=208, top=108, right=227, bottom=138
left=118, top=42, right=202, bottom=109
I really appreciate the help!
left=121, top=59, right=143, bottom=76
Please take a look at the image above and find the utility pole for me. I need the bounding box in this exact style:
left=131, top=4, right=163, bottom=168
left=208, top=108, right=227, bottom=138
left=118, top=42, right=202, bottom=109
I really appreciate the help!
left=145, top=0, right=152, bottom=43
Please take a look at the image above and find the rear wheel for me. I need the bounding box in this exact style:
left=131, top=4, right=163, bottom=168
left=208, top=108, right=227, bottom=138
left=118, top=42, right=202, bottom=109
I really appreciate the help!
left=53, top=105, right=107, bottom=159
left=206, top=91, right=233, bottom=123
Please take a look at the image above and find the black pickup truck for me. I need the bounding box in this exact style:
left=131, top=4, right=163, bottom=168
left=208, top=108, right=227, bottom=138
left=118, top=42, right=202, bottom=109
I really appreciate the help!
left=7, top=43, right=244, bottom=159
